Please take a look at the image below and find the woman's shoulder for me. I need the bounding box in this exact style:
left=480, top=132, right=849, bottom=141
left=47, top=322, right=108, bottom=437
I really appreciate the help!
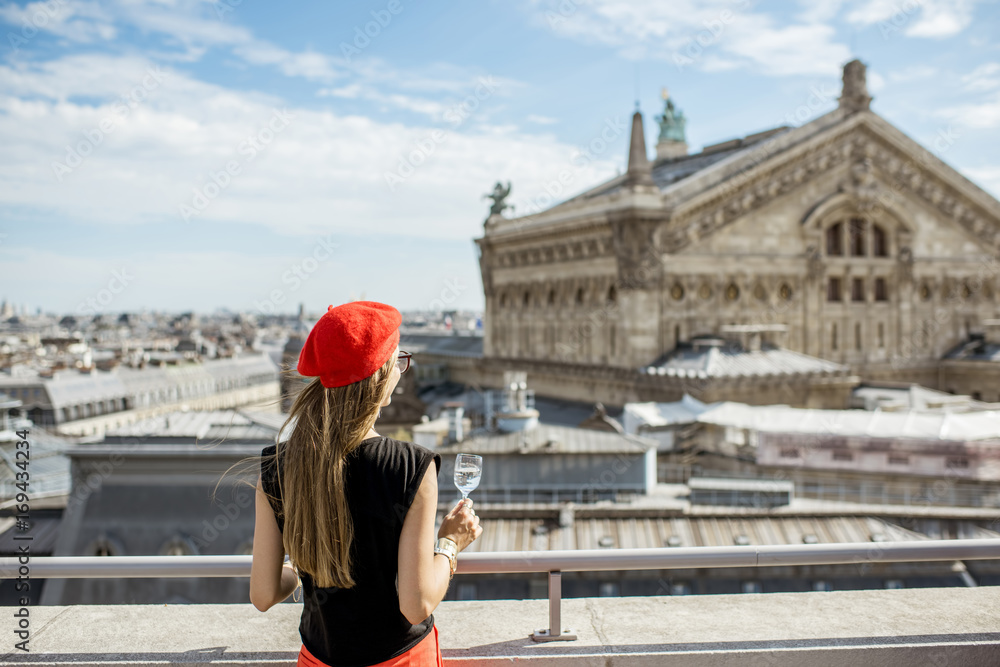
left=366, top=436, right=441, bottom=471
left=371, top=435, right=436, bottom=457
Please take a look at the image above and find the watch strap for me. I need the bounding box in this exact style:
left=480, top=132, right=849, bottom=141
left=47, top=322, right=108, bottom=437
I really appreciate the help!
left=434, top=537, right=458, bottom=576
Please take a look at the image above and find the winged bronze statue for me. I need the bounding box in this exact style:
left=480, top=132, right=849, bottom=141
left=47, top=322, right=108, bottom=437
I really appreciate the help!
left=483, top=181, right=513, bottom=218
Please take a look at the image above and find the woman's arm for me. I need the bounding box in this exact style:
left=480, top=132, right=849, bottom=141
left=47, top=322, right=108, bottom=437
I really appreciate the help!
left=397, top=463, right=481, bottom=624
left=397, top=464, right=450, bottom=624
left=249, top=474, right=300, bottom=612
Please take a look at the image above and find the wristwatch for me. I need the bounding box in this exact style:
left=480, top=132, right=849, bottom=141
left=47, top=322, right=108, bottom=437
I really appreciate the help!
left=434, top=537, right=458, bottom=577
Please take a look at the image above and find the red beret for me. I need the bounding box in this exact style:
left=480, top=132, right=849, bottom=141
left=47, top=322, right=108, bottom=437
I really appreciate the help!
left=297, top=301, right=402, bottom=388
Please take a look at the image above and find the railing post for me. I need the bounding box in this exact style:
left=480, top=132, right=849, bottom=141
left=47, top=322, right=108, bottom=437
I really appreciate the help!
left=532, top=570, right=577, bottom=642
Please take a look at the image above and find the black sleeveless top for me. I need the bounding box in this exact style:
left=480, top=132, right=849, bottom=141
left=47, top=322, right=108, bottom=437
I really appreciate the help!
left=260, top=435, right=441, bottom=666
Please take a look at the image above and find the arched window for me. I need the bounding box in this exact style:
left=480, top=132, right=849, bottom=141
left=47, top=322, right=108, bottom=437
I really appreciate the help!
left=87, top=533, right=125, bottom=557
left=160, top=535, right=198, bottom=556
left=849, top=218, right=866, bottom=256
left=826, top=222, right=843, bottom=256
left=576, top=287, right=585, bottom=305
left=607, top=285, right=617, bottom=304
left=499, top=293, right=507, bottom=308
left=872, top=224, right=888, bottom=257
left=523, top=291, right=531, bottom=308
left=548, top=289, right=556, bottom=306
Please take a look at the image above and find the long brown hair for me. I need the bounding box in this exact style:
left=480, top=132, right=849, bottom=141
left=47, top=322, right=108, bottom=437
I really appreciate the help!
left=264, top=350, right=397, bottom=589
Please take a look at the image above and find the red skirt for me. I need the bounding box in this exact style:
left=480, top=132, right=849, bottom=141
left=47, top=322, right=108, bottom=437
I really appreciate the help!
left=297, top=625, right=442, bottom=667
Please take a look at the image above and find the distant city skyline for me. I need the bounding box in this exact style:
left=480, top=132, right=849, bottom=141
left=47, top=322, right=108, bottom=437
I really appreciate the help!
left=0, top=302, right=483, bottom=319
left=1, top=1, right=998, bottom=315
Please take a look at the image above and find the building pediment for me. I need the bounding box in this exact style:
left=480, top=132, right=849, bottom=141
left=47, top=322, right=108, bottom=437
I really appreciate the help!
left=659, top=111, right=1000, bottom=256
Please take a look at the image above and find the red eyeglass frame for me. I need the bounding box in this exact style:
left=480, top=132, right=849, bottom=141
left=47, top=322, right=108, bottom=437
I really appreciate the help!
left=396, top=351, right=412, bottom=373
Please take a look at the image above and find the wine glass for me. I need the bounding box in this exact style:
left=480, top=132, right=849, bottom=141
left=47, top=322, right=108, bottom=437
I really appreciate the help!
left=454, top=453, right=482, bottom=505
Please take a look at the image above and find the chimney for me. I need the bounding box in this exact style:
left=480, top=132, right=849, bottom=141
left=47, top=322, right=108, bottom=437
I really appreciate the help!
left=623, top=109, right=655, bottom=188
left=984, top=319, right=1000, bottom=345
left=445, top=403, right=465, bottom=443
left=839, top=59, right=872, bottom=113
left=494, top=370, right=539, bottom=433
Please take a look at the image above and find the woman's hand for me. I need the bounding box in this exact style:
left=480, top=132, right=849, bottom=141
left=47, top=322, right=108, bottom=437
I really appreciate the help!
left=438, top=498, right=482, bottom=552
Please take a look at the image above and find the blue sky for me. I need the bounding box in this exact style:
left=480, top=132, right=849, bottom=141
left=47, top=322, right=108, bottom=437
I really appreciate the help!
left=1, top=0, right=998, bottom=317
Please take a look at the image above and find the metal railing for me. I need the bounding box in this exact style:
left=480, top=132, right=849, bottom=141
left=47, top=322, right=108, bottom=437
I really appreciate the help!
left=661, top=463, right=1000, bottom=508
left=3, top=539, right=1000, bottom=642
left=444, top=484, right=642, bottom=504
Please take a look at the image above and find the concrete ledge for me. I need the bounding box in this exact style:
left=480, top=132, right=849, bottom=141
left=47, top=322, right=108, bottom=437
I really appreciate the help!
left=3, top=587, right=999, bottom=666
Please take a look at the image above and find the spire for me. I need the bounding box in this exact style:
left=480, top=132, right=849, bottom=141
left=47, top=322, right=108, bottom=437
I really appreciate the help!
left=624, top=109, right=654, bottom=188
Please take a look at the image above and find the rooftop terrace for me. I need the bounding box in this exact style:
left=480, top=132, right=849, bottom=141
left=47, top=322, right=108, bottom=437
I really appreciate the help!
left=6, top=588, right=999, bottom=665
left=4, top=541, right=999, bottom=664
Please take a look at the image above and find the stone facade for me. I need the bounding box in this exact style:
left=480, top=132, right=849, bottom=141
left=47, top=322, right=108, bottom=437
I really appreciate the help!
left=474, top=60, right=1000, bottom=404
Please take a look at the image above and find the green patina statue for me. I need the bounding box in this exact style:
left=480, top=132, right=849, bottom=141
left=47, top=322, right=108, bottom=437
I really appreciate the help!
left=657, top=88, right=686, bottom=144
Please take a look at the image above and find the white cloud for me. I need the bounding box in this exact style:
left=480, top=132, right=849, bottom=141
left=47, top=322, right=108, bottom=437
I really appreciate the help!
left=317, top=83, right=450, bottom=119
left=935, top=92, right=1000, bottom=129
left=796, top=0, right=849, bottom=23
left=525, top=0, right=850, bottom=77
left=867, top=70, right=886, bottom=93
left=0, top=0, right=117, bottom=44
left=318, top=84, right=364, bottom=99
left=906, top=0, right=978, bottom=37
left=960, top=166, right=1000, bottom=200
left=845, top=0, right=981, bottom=38
left=316, top=73, right=524, bottom=121
left=0, top=54, right=620, bottom=244
left=1, top=0, right=346, bottom=82
left=961, top=63, right=1000, bottom=92
left=527, top=114, right=558, bottom=124
left=888, top=65, right=938, bottom=82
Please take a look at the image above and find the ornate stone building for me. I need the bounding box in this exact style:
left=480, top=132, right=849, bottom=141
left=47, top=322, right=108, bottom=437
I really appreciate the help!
left=473, top=60, right=1000, bottom=406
